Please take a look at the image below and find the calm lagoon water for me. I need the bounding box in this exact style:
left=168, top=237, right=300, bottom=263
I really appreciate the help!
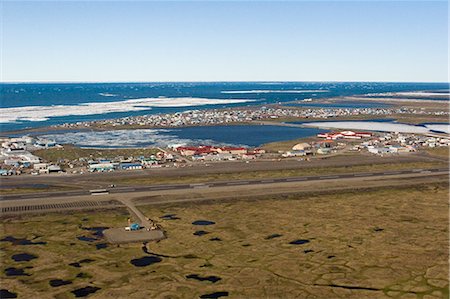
left=40, top=125, right=327, bottom=148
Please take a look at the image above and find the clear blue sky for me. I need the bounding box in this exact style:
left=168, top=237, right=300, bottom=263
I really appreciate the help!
left=1, top=1, right=448, bottom=82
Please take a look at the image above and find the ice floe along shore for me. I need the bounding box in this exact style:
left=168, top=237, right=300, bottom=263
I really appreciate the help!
left=0, top=97, right=256, bottom=124
left=302, top=121, right=450, bottom=135
left=40, top=129, right=224, bottom=149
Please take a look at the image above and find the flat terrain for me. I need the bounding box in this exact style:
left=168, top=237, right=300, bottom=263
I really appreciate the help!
left=0, top=182, right=448, bottom=298
left=1, top=151, right=446, bottom=195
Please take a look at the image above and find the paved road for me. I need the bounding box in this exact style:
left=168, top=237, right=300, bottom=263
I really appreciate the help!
left=1, top=168, right=447, bottom=201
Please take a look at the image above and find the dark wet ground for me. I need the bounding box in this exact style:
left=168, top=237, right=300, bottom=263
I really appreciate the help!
left=0, top=236, right=46, bottom=246
left=209, top=237, right=222, bottom=241
left=4, top=267, right=31, bottom=276
left=200, top=291, right=229, bottom=298
left=49, top=279, right=72, bottom=287
left=69, top=262, right=82, bottom=268
left=82, top=227, right=109, bottom=237
left=130, top=256, right=162, bottom=267
left=265, top=233, right=282, bottom=240
left=0, top=289, right=17, bottom=298
left=71, top=286, right=101, bottom=297
left=95, top=243, right=108, bottom=249
left=160, top=214, right=181, bottom=220
left=11, top=253, right=37, bottom=262
left=193, top=230, right=209, bottom=236
left=303, top=249, right=314, bottom=254
left=183, top=254, right=198, bottom=259
left=186, top=274, right=221, bottom=283
left=77, top=236, right=97, bottom=242
left=192, top=220, right=215, bottom=226
left=289, top=239, right=310, bottom=245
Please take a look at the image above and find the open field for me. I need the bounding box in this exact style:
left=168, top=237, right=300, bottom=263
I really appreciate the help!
left=424, top=147, right=449, bottom=158
left=0, top=182, right=448, bottom=298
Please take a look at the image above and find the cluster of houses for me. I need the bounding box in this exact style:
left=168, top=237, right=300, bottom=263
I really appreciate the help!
left=317, top=131, right=373, bottom=140
left=174, top=145, right=265, bottom=161
left=0, top=137, right=62, bottom=175
left=53, top=106, right=424, bottom=130
left=353, top=133, right=450, bottom=155
left=314, top=130, right=450, bottom=156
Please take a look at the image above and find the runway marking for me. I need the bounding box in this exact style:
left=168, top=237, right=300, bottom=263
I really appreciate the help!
left=226, top=182, right=248, bottom=185
left=261, top=180, right=275, bottom=183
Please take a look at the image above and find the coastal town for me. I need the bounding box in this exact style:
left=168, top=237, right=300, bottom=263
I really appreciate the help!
left=51, top=105, right=447, bottom=130
left=1, top=127, right=448, bottom=176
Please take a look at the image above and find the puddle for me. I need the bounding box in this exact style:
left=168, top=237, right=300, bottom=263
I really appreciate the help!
left=11, top=253, right=37, bottom=262
left=96, top=243, right=108, bottom=250
left=0, top=236, right=46, bottom=246
left=69, top=262, right=81, bottom=268
left=0, top=289, right=17, bottom=298
left=209, top=237, right=222, bottom=241
left=130, top=256, right=162, bottom=267
left=49, top=279, right=72, bottom=287
left=303, top=249, right=314, bottom=254
left=5, top=267, right=31, bottom=276
left=328, top=255, right=336, bottom=259
left=71, top=286, right=101, bottom=297
left=186, top=274, right=221, bottom=283
left=192, top=220, right=215, bottom=226
left=289, top=239, right=310, bottom=245
left=77, top=236, right=97, bottom=242
left=193, top=230, right=209, bottom=236
left=241, top=244, right=251, bottom=247
left=160, top=214, right=181, bottom=220
left=200, top=291, right=229, bottom=298
left=373, top=227, right=384, bottom=232
left=265, top=234, right=282, bottom=240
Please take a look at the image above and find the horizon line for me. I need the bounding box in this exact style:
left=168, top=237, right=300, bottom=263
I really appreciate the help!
left=1, top=80, right=449, bottom=84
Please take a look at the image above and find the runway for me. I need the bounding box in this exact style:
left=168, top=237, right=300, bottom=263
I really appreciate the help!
left=1, top=167, right=447, bottom=201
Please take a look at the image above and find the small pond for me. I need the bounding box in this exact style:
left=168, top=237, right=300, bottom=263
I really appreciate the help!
left=130, top=256, right=162, bottom=267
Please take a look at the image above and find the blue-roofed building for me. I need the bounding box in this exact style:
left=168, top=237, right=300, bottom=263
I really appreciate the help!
left=119, top=163, right=143, bottom=170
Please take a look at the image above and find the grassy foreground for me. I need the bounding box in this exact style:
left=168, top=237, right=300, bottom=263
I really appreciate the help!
left=1, top=182, right=448, bottom=298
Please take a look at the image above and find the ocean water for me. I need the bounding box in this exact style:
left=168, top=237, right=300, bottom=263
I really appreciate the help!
left=0, top=82, right=447, bottom=132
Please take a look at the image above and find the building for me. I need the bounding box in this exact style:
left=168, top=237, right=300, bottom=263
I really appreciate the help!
left=119, top=163, right=143, bottom=170
left=292, top=143, right=311, bottom=151
left=89, top=162, right=116, bottom=172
